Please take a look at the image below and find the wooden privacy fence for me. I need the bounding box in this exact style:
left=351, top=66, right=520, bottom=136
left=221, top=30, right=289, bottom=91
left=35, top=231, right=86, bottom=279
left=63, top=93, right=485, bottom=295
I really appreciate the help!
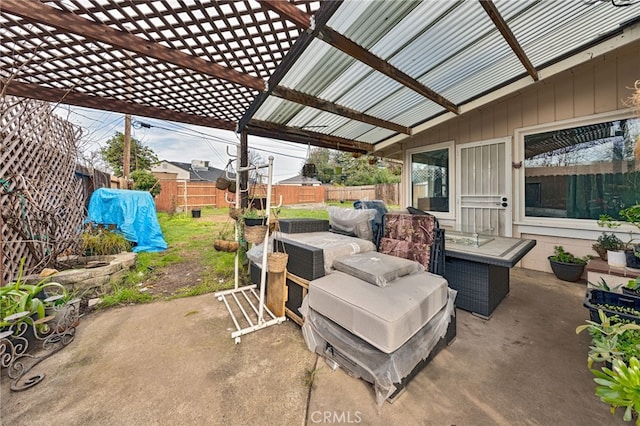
left=325, top=183, right=400, bottom=205
left=154, top=180, right=399, bottom=212
left=153, top=180, right=327, bottom=212
left=1, top=96, right=86, bottom=284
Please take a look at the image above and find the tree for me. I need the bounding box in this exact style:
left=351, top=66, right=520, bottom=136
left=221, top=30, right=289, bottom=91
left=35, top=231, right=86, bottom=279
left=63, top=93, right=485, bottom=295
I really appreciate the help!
left=130, top=170, right=161, bottom=197
left=100, top=132, right=159, bottom=176
left=301, top=148, right=401, bottom=185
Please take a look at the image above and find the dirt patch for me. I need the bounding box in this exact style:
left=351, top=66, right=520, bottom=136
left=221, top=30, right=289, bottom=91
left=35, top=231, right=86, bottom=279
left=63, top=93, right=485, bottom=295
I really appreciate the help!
left=145, top=257, right=204, bottom=296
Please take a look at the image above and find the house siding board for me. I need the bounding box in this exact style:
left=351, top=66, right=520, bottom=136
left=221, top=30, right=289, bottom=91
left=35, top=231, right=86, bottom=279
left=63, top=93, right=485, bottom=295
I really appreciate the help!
left=521, top=92, right=538, bottom=127
left=537, top=83, right=555, bottom=124
left=617, top=44, right=640, bottom=109
left=554, top=74, right=575, bottom=121
left=481, top=108, right=494, bottom=141
left=594, top=58, right=617, bottom=114
left=494, top=101, right=508, bottom=137
left=573, top=66, right=595, bottom=117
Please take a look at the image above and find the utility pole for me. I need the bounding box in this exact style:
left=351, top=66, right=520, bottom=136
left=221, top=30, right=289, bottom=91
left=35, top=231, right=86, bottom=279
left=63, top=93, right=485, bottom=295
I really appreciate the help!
left=123, top=113, right=131, bottom=179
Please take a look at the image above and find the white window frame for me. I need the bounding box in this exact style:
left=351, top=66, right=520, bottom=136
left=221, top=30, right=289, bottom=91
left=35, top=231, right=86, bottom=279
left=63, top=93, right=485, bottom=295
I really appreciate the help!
left=513, top=108, right=637, bottom=238
left=405, top=141, right=456, bottom=220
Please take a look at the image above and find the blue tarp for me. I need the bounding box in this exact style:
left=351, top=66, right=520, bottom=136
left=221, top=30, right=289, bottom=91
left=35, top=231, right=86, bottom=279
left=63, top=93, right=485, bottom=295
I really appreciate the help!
left=87, top=188, right=167, bottom=253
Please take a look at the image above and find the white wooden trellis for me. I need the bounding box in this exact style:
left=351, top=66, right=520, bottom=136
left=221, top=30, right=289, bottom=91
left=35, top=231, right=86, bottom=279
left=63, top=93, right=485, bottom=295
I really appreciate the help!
left=214, top=147, right=285, bottom=344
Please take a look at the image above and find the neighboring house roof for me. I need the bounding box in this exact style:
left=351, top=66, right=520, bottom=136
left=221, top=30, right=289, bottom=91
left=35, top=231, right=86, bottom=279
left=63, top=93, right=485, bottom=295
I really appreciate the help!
left=165, top=161, right=233, bottom=182
left=278, top=174, right=322, bottom=186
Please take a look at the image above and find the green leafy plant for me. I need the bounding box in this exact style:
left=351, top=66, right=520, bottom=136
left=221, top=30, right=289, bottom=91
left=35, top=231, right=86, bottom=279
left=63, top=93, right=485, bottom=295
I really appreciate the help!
left=1, top=258, right=69, bottom=330
left=590, top=277, right=621, bottom=292
left=621, top=205, right=640, bottom=232
left=577, top=309, right=640, bottom=367
left=131, top=169, right=161, bottom=197
left=549, top=246, right=589, bottom=265
left=592, top=357, right=640, bottom=424
left=627, top=277, right=640, bottom=293
left=596, top=233, right=626, bottom=252
left=241, top=208, right=265, bottom=220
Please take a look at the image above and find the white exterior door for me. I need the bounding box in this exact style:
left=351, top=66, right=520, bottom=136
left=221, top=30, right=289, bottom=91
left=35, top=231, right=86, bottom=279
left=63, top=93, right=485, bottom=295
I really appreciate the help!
left=456, top=137, right=512, bottom=237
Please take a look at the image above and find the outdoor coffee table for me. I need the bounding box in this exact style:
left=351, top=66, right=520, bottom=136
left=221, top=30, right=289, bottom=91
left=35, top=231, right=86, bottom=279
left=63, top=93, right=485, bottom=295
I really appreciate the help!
left=443, top=233, right=536, bottom=318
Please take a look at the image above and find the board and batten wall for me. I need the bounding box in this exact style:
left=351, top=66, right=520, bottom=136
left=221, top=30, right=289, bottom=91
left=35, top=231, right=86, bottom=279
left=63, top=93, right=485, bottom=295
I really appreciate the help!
left=382, top=40, right=640, bottom=273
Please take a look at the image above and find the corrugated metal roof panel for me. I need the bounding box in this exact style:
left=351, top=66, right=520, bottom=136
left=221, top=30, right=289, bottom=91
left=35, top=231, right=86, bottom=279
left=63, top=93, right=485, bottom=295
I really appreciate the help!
left=364, top=87, right=425, bottom=122
left=286, top=109, right=351, bottom=134
left=279, top=38, right=359, bottom=96
left=328, top=1, right=420, bottom=48
left=387, top=2, right=494, bottom=78
left=442, top=55, right=524, bottom=104
left=332, top=121, right=376, bottom=140
left=255, top=97, right=302, bottom=124
left=357, top=127, right=396, bottom=144
left=253, top=96, right=287, bottom=121
left=366, top=1, right=458, bottom=59
left=389, top=102, right=445, bottom=128
left=512, top=1, right=640, bottom=67
left=326, top=67, right=404, bottom=112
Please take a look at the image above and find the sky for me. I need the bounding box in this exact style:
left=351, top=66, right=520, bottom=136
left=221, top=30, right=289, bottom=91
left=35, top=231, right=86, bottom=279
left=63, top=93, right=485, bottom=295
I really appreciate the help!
left=53, top=105, right=312, bottom=183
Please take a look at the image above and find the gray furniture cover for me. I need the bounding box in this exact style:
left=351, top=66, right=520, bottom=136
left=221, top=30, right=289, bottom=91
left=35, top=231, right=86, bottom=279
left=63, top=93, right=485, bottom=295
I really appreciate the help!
left=308, top=270, right=448, bottom=353
left=333, top=251, right=422, bottom=287
left=302, top=289, right=456, bottom=405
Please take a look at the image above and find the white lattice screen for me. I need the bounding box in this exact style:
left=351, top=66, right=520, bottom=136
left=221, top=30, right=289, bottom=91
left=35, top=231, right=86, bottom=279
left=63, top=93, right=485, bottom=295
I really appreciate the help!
left=1, top=96, right=85, bottom=284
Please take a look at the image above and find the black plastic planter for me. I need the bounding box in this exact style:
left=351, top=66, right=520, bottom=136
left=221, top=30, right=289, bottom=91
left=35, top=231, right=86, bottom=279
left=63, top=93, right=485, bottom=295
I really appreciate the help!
left=548, top=258, right=585, bottom=282
left=626, top=249, right=640, bottom=269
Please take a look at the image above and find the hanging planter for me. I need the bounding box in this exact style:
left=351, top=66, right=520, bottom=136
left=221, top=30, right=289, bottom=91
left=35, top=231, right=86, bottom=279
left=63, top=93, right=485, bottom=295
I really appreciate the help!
left=216, top=176, right=231, bottom=190
left=227, top=181, right=236, bottom=193
left=244, top=225, right=268, bottom=244
left=229, top=207, right=241, bottom=221
left=302, top=163, right=317, bottom=178
left=268, top=252, right=288, bottom=273
left=214, top=240, right=240, bottom=253
left=267, top=221, right=287, bottom=272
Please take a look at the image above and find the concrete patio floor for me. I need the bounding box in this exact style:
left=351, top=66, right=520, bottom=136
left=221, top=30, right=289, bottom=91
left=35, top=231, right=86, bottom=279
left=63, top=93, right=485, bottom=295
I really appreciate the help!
left=0, top=268, right=626, bottom=425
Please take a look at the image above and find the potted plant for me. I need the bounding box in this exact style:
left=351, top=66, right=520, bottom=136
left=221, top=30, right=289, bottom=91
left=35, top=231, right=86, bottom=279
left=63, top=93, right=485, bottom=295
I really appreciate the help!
left=577, top=310, right=640, bottom=423
left=591, top=357, right=640, bottom=423
left=593, top=232, right=625, bottom=261
left=598, top=215, right=628, bottom=267
left=599, top=208, right=640, bottom=268
left=241, top=208, right=268, bottom=244
left=548, top=245, right=589, bottom=282
left=624, top=277, right=640, bottom=297
left=620, top=205, right=640, bottom=268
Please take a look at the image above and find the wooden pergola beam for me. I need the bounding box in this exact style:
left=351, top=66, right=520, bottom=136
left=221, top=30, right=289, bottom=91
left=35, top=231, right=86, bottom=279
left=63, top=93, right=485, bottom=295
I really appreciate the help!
left=317, top=27, right=460, bottom=114
left=1, top=80, right=237, bottom=131
left=246, top=119, right=372, bottom=154
left=2, top=0, right=266, bottom=91
left=260, top=0, right=459, bottom=114
left=271, top=86, right=411, bottom=135
left=259, top=0, right=311, bottom=29
left=479, top=0, right=539, bottom=81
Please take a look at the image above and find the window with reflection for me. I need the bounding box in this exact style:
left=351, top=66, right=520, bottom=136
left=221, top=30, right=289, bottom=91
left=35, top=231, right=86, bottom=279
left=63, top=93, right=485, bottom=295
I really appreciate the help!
left=411, top=148, right=449, bottom=213
left=524, top=117, right=640, bottom=220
